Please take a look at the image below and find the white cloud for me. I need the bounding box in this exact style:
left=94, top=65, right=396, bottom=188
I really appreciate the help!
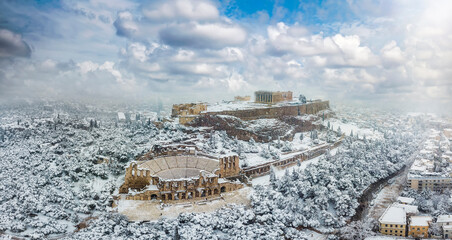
left=380, top=41, right=404, bottom=67
left=0, top=59, right=139, bottom=99
left=142, top=0, right=219, bottom=22
left=159, top=22, right=246, bottom=49
left=78, top=61, right=99, bottom=74
left=113, top=0, right=246, bottom=50
left=126, top=42, right=157, bottom=62
left=226, top=72, right=249, bottom=92
left=172, top=50, right=195, bottom=62
left=330, top=34, right=379, bottom=67
left=266, top=23, right=379, bottom=67
left=2, top=0, right=452, bottom=111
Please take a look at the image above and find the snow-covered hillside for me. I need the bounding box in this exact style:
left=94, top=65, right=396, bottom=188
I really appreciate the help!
left=0, top=101, right=432, bottom=239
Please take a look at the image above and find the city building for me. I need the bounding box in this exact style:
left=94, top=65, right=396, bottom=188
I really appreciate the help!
left=444, top=128, right=452, bottom=140
left=397, top=196, right=415, bottom=205
left=407, top=129, right=452, bottom=192
left=379, top=206, right=407, bottom=237
left=118, top=147, right=243, bottom=202
left=117, top=112, right=126, bottom=122
left=392, top=203, right=418, bottom=215
left=254, top=91, right=293, bottom=104
left=444, top=225, right=452, bottom=239
left=407, top=175, right=452, bottom=192
left=408, top=216, right=432, bottom=238
left=437, top=215, right=452, bottom=227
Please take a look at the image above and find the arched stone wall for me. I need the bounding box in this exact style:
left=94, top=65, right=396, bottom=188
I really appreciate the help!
left=120, top=153, right=243, bottom=202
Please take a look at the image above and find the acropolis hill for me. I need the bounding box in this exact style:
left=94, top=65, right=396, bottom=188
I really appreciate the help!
left=172, top=91, right=330, bottom=125
left=117, top=91, right=331, bottom=204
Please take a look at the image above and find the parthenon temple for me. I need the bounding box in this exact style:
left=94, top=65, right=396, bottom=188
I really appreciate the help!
left=254, top=91, right=293, bottom=104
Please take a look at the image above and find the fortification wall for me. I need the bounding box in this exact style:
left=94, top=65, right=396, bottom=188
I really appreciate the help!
left=172, top=103, right=207, bottom=117
left=219, top=155, right=240, bottom=178
left=204, top=101, right=329, bottom=121
left=243, top=138, right=342, bottom=178
left=234, top=96, right=251, bottom=101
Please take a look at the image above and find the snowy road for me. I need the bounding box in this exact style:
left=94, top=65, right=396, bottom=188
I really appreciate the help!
left=365, top=159, right=413, bottom=221
left=351, top=148, right=419, bottom=222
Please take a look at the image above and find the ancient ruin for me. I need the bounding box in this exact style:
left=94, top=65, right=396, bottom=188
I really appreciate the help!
left=171, top=91, right=329, bottom=125
left=234, top=96, right=251, bottom=101
left=254, top=91, right=293, bottom=104
left=119, top=147, right=243, bottom=202
left=171, top=102, right=207, bottom=124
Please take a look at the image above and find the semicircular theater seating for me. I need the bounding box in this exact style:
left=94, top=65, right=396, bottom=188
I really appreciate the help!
left=138, top=155, right=219, bottom=179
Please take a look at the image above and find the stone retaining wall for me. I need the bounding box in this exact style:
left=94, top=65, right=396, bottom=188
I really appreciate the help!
left=243, top=138, right=342, bottom=178
left=204, top=101, right=329, bottom=121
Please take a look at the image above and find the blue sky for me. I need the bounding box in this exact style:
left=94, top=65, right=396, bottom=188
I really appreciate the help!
left=0, top=0, right=451, bottom=112
left=223, top=0, right=358, bottom=26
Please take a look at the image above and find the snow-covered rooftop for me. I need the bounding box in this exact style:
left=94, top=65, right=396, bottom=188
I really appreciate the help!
left=410, top=216, right=432, bottom=226
left=409, top=158, right=434, bottom=173
left=117, top=112, right=126, bottom=120
left=437, top=215, right=452, bottom=223
left=443, top=225, right=452, bottom=230
left=392, top=203, right=418, bottom=215
left=407, top=130, right=452, bottom=178
left=379, top=206, right=406, bottom=225
left=397, top=196, right=415, bottom=204
left=365, top=236, right=409, bottom=240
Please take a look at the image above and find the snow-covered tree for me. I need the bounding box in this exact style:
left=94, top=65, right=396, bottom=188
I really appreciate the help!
left=269, top=167, right=277, bottom=188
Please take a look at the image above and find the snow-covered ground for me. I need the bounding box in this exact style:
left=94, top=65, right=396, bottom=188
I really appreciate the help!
left=0, top=101, right=441, bottom=239
left=239, top=134, right=324, bottom=167
left=205, top=98, right=305, bottom=112
left=298, top=229, right=328, bottom=240
left=251, top=154, right=322, bottom=186
left=206, top=101, right=268, bottom=112
left=324, top=118, right=383, bottom=140
left=117, top=187, right=252, bottom=221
